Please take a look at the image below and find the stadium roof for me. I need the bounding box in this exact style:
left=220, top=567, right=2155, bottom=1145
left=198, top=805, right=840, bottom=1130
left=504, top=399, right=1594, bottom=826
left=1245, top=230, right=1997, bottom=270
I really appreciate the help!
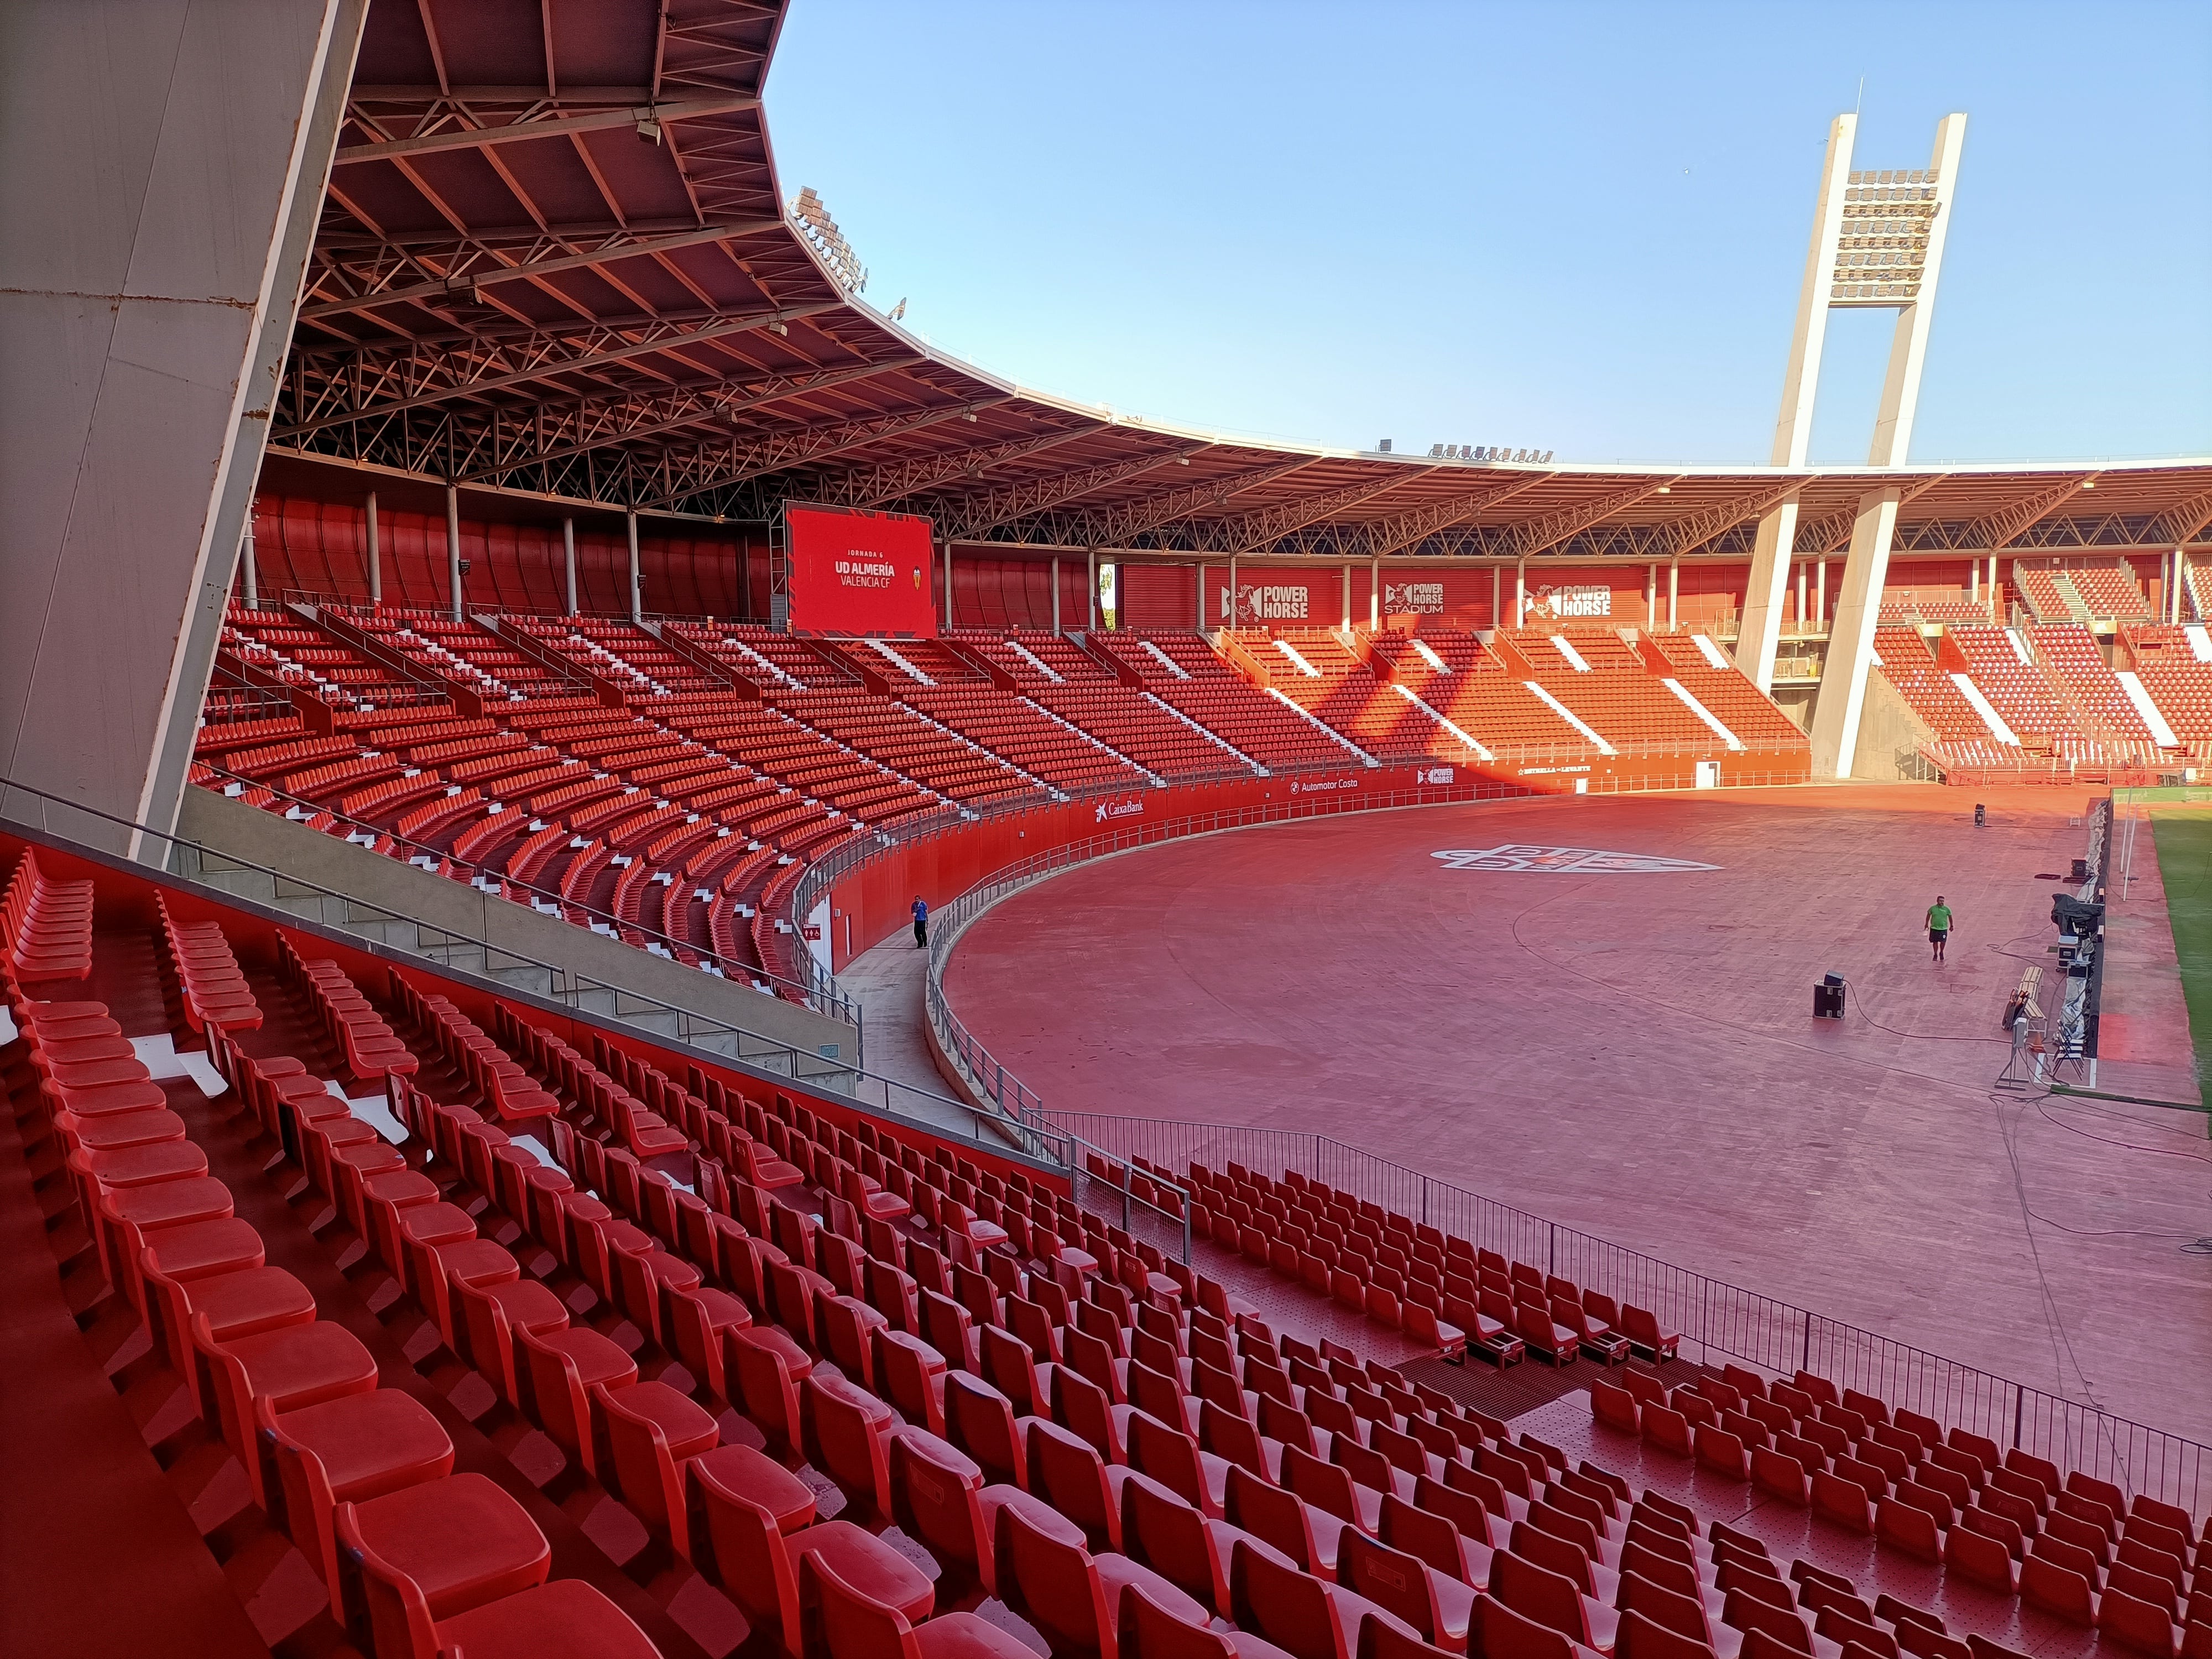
left=269, top=0, right=2212, bottom=565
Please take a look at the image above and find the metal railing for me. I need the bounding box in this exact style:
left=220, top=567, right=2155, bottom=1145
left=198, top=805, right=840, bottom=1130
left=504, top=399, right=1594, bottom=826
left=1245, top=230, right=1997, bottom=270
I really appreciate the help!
left=904, top=787, right=2212, bottom=1515
left=1045, top=1112, right=2212, bottom=1516
left=191, top=761, right=857, bottom=1030
left=0, top=779, right=853, bottom=1076
left=1, top=779, right=1199, bottom=1256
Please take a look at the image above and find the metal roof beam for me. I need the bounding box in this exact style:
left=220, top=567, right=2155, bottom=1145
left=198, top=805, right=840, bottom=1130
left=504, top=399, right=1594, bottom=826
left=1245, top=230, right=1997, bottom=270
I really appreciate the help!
left=810, top=426, right=1100, bottom=510
left=1663, top=479, right=1804, bottom=559
left=1058, top=458, right=1319, bottom=549
left=639, top=397, right=1019, bottom=510
left=2150, top=487, right=2212, bottom=549
left=1199, top=471, right=1432, bottom=555
left=278, top=301, right=842, bottom=437
left=1509, top=476, right=1685, bottom=557
left=300, top=222, right=782, bottom=321
left=1355, top=474, right=1557, bottom=559
left=336, top=92, right=759, bottom=165
left=935, top=446, right=1209, bottom=540
left=1963, top=473, right=2100, bottom=550
left=458, top=356, right=925, bottom=482
left=1797, top=474, right=1949, bottom=554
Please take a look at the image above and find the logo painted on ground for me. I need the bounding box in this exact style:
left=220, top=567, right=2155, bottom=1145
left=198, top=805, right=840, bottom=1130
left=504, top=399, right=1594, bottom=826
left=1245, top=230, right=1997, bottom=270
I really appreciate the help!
left=1431, top=844, right=1721, bottom=874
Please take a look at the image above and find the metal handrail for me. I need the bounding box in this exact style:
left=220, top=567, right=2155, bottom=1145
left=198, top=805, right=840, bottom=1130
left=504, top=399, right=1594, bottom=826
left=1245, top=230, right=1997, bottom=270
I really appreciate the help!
left=191, top=759, right=857, bottom=1029
left=1044, top=1109, right=2212, bottom=1515
left=908, top=791, right=2212, bottom=1515
left=0, top=779, right=1091, bottom=1166
left=0, top=778, right=853, bottom=1074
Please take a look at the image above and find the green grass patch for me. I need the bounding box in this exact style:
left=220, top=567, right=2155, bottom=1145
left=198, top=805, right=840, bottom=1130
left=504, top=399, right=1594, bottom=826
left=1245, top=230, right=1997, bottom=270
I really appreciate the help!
left=2150, top=810, right=2212, bottom=1108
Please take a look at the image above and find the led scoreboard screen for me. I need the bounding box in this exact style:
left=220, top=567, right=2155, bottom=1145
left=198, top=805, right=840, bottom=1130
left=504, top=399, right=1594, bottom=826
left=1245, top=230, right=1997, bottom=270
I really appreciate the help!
left=780, top=505, right=937, bottom=638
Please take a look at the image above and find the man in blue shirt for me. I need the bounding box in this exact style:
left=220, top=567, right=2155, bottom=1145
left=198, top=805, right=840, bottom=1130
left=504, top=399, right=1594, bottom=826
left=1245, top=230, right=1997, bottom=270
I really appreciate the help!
left=912, top=895, right=928, bottom=948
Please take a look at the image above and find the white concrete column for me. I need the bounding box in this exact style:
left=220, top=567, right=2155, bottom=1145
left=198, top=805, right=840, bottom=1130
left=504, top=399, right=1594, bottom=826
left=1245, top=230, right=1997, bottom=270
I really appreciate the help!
left=625, top=509, right=641, bottom=623
left=1668, top=559, right=1679, bottom=630
left=1514, top=560, right=1526, bottom=627
left=1817, top=557, right=1827, bottom=626
left=0, top=0, right=368, bottom=854
left=1809, top=487, right=1903, bottom=777
left=1796, top=559, right=1807, bottom=627
left=1808, top=114, right=1969, bottom=777
left=242, top=522, right=258, bottom=609
left=445, top=484, right=463, bottom=622
left=1739, top=118, right=1858, bottom=692
left=1969, top=559, right=1979, bottom=602
left=562, top=518, right=577, bottom=615
left=364, top=492, right=381, bottom=604
left=1051, top=556, right=1061, bottom=634
left=2178, top=552, right=2192, bottom=622
left=1088, top=550, right=1098, bottom=629
left=1196, top=564, right=1206, bottom=629
left=1646, top=564, right=1657, bottom=629
left=1370, top=556, right=1380, bottom=629
left=1342, top=563, right=1352, bottom=629
left=1228, top=554, right=1238, bottom=628
left=1491, top=566, right=1500, bottom=628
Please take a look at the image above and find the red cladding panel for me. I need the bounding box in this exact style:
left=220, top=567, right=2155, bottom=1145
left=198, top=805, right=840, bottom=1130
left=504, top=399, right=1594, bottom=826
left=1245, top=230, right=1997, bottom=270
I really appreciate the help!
left=785, top=506, right=937, bottom=638
left=248, top=495, right=752, bottom=617
left=1119, top=564, right=1197, bottom=631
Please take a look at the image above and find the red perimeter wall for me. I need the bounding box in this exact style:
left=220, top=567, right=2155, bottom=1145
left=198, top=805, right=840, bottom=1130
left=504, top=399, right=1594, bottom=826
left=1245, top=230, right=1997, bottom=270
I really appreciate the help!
left=249, top=496, right=759, bottom=618
left=1, top=826, right=1055, bottom=1184
left=816, top=747, right=1806, bottom=973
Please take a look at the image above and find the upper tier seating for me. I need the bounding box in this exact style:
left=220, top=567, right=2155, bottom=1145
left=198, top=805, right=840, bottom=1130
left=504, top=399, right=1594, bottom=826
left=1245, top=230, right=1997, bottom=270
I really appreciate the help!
left=2026, top=627, right=2160, bottom=744
left=1645, top=637, right=1808, bottom=747
left=352, top=608, right=578, bottom=701
left=904, top=687, right=1155, bottom=791
left=777, top=691, right=1051, bottom=807
left=1946, top=628, right=2088, bottom=750
left=1499, top=632, right=1730, bottom=754
left=194, top=608, right=1799, bottom=996
left=1237, top=631, right=1471, bottom=764
left=505, top=616, right=727, bottom=697
left=2014, top=562, right=2154, bottom=625
left=1873, top=629, right=1996, bottom=746
left=1095, top=635, right=1368, bottom=770
left=1369, top=632, right=1603, bottom=759
left=2122, top=628, right=2212, bottom=744
left=220, top=606, right=424, bottom=707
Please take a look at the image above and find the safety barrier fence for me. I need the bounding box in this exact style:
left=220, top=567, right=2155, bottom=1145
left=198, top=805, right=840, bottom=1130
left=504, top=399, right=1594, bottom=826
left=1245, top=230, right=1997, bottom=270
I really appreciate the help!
left=190, top=761, right=855, bottom=1029
left=0, top=785, right=1192, bottom=1251
left=0, top=780, right=867, bottom=1082
left=1042, top=1110, right=2211, bottom=1516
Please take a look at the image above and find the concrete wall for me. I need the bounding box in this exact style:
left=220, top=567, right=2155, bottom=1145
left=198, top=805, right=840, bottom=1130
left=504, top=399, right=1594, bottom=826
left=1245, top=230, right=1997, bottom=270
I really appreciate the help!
left=0, top=1, right=362, bottom=855
left=176, top=787, right=858, bottom=1069
left=1850, top=669, right=1942, bottom=781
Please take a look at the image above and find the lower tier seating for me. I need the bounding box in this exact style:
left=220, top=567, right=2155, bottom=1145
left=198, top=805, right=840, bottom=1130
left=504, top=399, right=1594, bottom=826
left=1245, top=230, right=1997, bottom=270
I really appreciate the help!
left=6, top=837, right=2200, bottom=1659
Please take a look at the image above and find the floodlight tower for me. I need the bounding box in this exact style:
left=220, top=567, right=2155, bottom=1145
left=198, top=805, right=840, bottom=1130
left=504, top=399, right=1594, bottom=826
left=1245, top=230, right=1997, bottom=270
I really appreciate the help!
left=1733, top=112, right=1968, bottom=778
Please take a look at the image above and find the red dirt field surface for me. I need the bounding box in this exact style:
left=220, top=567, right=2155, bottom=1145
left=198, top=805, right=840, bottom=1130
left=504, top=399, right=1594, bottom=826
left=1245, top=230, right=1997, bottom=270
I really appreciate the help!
left=942, top=784, right=2212, bottom=1442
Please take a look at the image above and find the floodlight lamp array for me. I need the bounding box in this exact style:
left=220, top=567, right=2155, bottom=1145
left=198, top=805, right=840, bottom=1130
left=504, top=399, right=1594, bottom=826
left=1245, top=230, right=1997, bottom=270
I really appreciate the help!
left=1430, top=444, right=1553, bottom=463
left=790, top=186, right=869, bottom=294
left=1831, top=167, right=1942, bottom=305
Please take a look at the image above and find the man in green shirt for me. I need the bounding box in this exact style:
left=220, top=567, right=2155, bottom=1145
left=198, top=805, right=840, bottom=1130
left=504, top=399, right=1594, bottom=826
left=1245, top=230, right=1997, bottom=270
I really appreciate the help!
left=1926, top=896, right=1954, bottom=963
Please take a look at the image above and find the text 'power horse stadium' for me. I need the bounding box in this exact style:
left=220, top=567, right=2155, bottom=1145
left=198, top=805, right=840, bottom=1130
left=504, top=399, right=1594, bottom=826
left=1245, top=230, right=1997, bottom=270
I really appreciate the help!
left=782, top=504, right=937, bottom=637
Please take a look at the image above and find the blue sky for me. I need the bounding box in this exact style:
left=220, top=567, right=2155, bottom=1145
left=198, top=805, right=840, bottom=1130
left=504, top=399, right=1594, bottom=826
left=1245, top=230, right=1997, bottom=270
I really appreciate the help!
left=768, top=2, right=2212, bottom=468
